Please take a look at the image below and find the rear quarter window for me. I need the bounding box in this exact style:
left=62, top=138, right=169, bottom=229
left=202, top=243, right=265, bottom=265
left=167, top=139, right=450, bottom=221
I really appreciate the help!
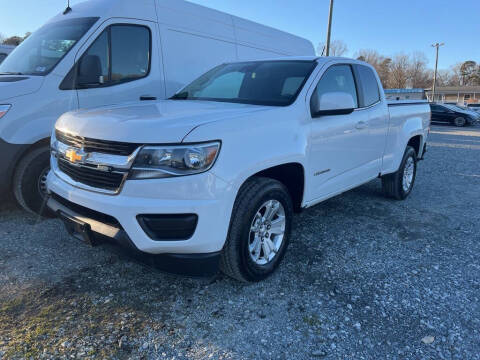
left=356, top=65, right=380, bottom=107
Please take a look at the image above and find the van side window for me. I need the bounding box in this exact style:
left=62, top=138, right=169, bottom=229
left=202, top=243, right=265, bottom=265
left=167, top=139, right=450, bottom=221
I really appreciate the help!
left=356, top=65, right=380, bottom=107
left=61, top=24, right=151, bottom=89
left=82, top=31, right=109, bottom=83
left=313, top=65, right=358, bottom=108
left=111, top=25, right=150, bottom=83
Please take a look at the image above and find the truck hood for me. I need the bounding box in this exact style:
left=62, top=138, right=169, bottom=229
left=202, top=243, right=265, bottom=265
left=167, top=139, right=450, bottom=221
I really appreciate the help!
left=0, top=76, right=44, bottom=101
left=56, top=100, right=274, bottom=143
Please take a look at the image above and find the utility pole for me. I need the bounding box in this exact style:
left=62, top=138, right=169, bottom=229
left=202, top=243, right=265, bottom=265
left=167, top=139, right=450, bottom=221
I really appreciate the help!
left=431, top=42, right=444, bottom=102
left=325, top=0, right=334, bottom=56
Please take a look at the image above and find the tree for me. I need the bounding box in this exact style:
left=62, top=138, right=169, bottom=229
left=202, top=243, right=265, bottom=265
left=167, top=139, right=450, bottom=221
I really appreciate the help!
left=377, top=58, right=392, bottom=89
left=408, top=52, right=430, bottom=88
left=388, top=54, right=410, bottom=88
left=2, top=32, right=31, bottom=46
left=2, top=36, right=23, bottom=46
left=459, top=61, right=480, bottom=85
left=355, top=49, right=391, bottom=88
left=316, top=39, right=348, bottom=57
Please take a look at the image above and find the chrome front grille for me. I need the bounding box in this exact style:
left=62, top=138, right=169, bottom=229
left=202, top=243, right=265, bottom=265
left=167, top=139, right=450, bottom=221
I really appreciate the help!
left=57, top=159, right=126, bottom=192
left=53, top=130, right=140, bottom=194
left=55, top=130, right=140, bottom=156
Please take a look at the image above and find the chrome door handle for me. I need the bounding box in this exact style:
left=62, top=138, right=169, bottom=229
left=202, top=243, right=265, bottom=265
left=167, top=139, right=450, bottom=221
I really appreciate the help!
left=355, top=121, right=368, bottom=130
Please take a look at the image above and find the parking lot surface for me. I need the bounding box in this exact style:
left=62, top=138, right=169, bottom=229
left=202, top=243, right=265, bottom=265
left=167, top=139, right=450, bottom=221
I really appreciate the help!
left=1, top=124, right=479, bottom=360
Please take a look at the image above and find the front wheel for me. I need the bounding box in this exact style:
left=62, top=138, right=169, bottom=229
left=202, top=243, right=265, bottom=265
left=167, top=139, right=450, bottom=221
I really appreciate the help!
left=382, top=146, right=417, bottom=200
left=453, top=117, right=466, bottom=127
left=13, top=146, right=51, bottom=216
left=220, top=177, right=293, bottom=282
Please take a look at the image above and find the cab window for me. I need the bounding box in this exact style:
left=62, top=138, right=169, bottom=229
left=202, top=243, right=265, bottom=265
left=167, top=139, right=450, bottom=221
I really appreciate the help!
left=355, top=65, right=380, bottom=107
left=312, top=65, right=358, bottom=108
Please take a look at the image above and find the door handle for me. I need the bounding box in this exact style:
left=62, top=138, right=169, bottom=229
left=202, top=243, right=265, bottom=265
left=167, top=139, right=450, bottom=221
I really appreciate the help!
left=140, top=95, right=157, bottom=101
left=355, top=120, right=368, bottom=130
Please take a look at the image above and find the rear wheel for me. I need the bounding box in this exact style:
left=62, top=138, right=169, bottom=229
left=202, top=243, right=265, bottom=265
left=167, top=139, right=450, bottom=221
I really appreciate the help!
left=453, top=117, right=466, bottom=127
left=13, top=146, right=52, bottom=216
left=382, top=146, right=417, bottom=200
left=220, top=177, right=293, bottom=282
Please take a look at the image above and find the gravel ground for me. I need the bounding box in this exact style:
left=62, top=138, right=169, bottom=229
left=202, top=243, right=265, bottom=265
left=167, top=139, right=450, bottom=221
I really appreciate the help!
left=1, top=124, right=480, bottom=360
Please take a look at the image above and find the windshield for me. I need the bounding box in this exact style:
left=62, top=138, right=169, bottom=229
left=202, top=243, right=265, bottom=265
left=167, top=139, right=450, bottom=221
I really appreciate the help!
left=170, top=60, right=317, bottom=106
left=0, top=17, right=98, bottom=76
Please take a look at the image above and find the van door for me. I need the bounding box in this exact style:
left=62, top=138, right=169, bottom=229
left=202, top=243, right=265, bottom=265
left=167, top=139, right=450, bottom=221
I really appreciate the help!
left=306, top=64, right=379, bottom=202
left=71, top=19, right=164, bottom=109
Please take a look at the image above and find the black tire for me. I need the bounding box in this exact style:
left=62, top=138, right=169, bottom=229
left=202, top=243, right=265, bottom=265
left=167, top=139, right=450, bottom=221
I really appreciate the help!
left=382, top=146, right=417, bottom=200
left=453, top=117, right=466, bottom=127
left=220, top=177, right=293, bottom=282
left=13, top=146, right=52, bottom=216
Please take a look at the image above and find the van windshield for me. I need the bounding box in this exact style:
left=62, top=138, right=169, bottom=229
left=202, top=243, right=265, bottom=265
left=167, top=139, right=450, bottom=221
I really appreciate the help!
left=0, top=17, right=98, bottom=76
left=170, top=60, right=317, bottom=106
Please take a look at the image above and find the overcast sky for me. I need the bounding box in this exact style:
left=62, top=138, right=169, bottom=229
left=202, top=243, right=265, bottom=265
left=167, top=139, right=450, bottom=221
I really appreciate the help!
left=1, top=0, right=478, bottom=70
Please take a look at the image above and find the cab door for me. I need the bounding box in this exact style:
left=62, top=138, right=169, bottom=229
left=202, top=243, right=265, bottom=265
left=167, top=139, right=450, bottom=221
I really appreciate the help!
left=306, top=63, right=378, bottom=202
left=71, top=19, right=165, bottom=110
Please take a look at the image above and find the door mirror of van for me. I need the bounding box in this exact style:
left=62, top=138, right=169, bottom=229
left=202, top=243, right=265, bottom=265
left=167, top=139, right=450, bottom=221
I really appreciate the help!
left=311, top=91, right=355, bottom=117
left=77, top=55, right=103, bottom=87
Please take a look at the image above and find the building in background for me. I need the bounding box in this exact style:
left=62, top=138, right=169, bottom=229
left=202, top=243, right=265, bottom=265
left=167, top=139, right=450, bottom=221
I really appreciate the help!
left=384, top=88, right=426, bottom=101
left=425, top=86, right=480, bottom=105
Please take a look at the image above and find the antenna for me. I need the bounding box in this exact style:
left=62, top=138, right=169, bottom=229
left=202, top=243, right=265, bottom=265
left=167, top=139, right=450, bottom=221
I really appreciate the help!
left=63, top=0, right=72, bottom=15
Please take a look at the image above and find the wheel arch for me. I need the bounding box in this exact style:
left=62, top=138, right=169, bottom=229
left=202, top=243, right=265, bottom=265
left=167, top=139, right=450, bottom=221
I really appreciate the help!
left=245, top=162, right=305, bottom=213
left=407, top=134, right=423, bottom=158
left=4, top=137, right=50, bottom=191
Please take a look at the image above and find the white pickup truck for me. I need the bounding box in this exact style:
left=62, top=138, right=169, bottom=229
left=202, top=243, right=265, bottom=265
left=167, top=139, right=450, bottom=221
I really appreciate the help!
left=47, top=57, right=430, bottom=282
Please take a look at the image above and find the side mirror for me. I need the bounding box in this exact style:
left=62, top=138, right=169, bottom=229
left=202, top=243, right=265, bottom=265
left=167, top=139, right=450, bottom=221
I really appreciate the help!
left=77, top=55, right=103, bottom=86
left=311, top=91, right=355, bottom=117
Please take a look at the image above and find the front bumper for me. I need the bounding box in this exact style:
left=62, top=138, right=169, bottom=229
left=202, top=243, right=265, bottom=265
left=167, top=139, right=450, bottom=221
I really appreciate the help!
left=47, top=194, right=221, bottom=276
left=47, top=169, right=236, bottom=274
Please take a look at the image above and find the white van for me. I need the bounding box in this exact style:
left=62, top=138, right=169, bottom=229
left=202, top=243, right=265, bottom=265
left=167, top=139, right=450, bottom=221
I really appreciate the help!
left=0, top=0, right=314, bottom=214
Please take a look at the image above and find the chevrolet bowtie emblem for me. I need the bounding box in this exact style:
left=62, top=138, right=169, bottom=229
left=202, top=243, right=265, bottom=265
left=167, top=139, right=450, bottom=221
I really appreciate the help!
left=65, top=148, right=86, bottom=164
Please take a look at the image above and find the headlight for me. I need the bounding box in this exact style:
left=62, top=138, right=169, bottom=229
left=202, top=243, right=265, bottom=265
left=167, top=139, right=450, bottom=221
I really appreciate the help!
left=0, top=105, right=11, bottom=119
left=130, top=141, right=221, bottom=179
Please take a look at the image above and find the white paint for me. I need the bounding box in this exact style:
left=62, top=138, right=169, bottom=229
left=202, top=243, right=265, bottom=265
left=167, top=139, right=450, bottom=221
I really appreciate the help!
left=0, top=0, right=314, bottom=146
left=47, top=57, right=431, bottom=255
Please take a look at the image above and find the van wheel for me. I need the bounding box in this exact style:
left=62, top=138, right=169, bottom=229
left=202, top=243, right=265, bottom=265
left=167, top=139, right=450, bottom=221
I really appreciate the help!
left=453, top=117, right=466, bottom=127
left=220, top=177, right=293, bottom=282
left=382, top=146, right=417, bottom=200
left=13, top=146, right=52, bottom=216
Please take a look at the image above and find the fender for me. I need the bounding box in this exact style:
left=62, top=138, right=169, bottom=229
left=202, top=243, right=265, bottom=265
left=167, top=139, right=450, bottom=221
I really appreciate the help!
left=182, top=104, right=309, bottom=207
left=381, top=103, right=430, bottom=175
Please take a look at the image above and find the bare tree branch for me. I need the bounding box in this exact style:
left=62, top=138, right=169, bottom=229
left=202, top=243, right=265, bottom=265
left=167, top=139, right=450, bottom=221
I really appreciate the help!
left=317, top=39, right=348, bottom=57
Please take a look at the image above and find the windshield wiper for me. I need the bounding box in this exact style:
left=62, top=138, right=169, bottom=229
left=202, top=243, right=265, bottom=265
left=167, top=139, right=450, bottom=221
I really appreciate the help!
left=0, top=72, right=24, bottom=75
left=170, top=91, right=189, bottom=100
